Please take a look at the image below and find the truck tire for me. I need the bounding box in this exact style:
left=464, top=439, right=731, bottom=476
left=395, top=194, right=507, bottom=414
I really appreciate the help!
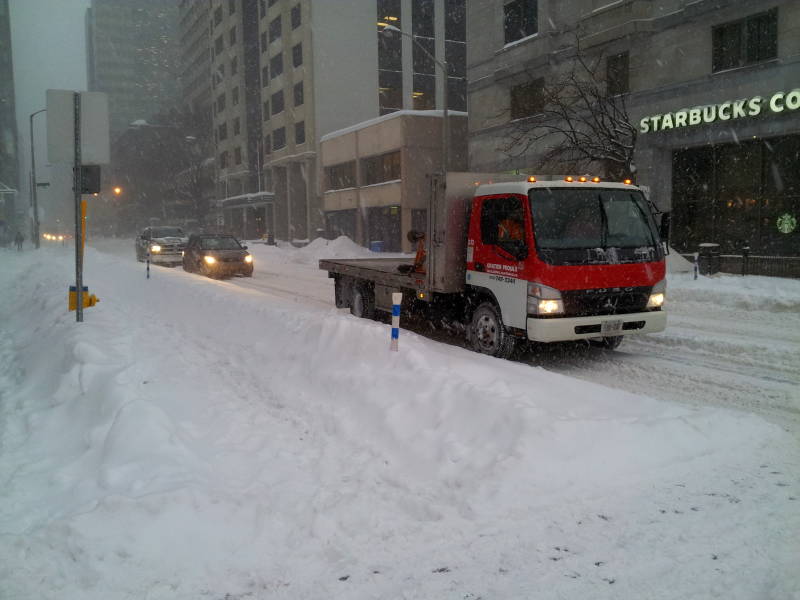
left=469, top=302, right=516, bottom=359
left=350, top=285, right=375, bottom=319
left=334, top=277, right=349, bottom=309
left=589, top=335, right=624, bottom=350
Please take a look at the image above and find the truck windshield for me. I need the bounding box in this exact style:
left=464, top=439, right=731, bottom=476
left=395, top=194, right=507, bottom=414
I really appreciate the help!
left=151, top=227, right=185, bottom=238
left=529, top=188, right=662, bottom=265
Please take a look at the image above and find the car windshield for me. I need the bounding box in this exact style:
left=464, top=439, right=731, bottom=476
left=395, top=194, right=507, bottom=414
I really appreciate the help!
left=150, top=227, right=184, bottom=238
left=530, top=188, right=659, bottom=250
left=200, top=237, right=241, bottom=250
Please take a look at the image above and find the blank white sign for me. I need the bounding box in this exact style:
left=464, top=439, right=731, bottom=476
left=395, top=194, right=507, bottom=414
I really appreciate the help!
left=46, top=90, right=110, bottom=165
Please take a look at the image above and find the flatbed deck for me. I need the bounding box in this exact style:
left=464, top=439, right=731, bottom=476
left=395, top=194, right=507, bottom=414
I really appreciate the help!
left=319, top=258, right=428, bottom=290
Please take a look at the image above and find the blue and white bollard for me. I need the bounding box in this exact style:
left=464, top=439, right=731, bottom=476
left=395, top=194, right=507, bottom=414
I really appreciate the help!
left=146, top=252, right=150, bottom=279
left=390, top=292, right=402, bottom=351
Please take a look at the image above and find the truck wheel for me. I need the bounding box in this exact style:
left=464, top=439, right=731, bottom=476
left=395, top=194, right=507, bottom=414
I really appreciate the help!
left=589, top=335, right=624, bottom=350
left=350, top=285, right=375, bottom=319
left=469, top=302, right=516, bottom=359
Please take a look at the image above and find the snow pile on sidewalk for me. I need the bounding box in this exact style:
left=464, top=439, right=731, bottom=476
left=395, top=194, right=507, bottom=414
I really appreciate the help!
left=1, top=247, right=798, bottom=600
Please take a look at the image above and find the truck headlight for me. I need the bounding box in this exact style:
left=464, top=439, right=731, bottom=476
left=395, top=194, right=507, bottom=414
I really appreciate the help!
left=647, top=279, right=666, bottom=309
left=244, top=254, right=253, bottom=263
left=204, top=255, right=217, bottom=265
left=150, top=244, right=161, bottom=253
left=527, top=282, right=564, bottom=315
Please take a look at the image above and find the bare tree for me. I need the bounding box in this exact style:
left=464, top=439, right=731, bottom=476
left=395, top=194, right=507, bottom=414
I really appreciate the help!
left=500, top=35, right=637, bottom=180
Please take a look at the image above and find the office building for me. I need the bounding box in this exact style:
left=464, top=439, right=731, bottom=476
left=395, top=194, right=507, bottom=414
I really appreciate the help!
left=467, top=0, right=800, bottom=264
left=0, top=0, right=19, bottom=239
left=209, top=0, right=466, bottom=242
left=86, top=0, right=181, bottom=139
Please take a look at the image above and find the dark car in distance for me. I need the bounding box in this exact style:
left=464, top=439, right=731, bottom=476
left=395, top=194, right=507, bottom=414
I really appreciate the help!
left=182, top=234, right=254, bottom=278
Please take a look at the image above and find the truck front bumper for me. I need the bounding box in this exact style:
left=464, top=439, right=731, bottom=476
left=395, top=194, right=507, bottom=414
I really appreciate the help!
left=527, top=310, right=666, bottom=343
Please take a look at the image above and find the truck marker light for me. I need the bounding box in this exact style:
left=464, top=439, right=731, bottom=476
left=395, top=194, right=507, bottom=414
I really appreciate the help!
left=527, top=176, right=537, bottom=182
left=565, top=176, right=574, bottom=182
left=592, top=176, right=601, bottom=183
left=578, top=176, right=587, bottom=182
left=623, top=178, right=633, bottom=185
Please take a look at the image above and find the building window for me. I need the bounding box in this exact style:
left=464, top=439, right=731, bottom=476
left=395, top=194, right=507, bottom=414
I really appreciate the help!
left=412, top=35, right=435, bottom=75
left=271, top=90, right=284, bottom=114
left=325, top=161, right=357, bottom=190
left=259, top=0, right=266, bottom=18
left=445, top=0, right=466, bottom=42
left=269, top=0, right=278, bottom=6
left=214, top=35, right=224, bottom=55
left=229, top=26, right=236, bottom=46
left=606, top=51, right=629, bottom=95
left=273, top=126, right=286, bottom=150
left=263, top=134, right=271, bottom=154
left=218, top=122, right=228, bottom=141
left=270, top=52, right=283, bottom=78
left=510, top=78, right=544, bottom=119
left=219, top=150, right=229, bottom=169
left=447, top=77, right=467, bottom=112
left=294, top=81, right=304, bottom=106
left=260, top=31, right=267, bottom=52
left=445, top=41, right=466, bottom=77
left=413, top=74, right=435, bottom=109
left=231, top=56, right=238, bottom=75
left=504, top=0, right=538, bottom=44
left=712, top=8, right=777, bottom=72
left=263, top=100, right=270, bottom=121
left=261, top=65, right=269, bottom=86
left=412, top=0, right=434, bottom=38
left=295, top=121, right=305, bottom=145
left=234, top=146, right=242, bottom=165
left=292, top=43, right=303, bottom=67
left=232, top=86, right=240, bottom=106
left=269, top=15, right=282, bottom=43
left=291, top=4, right=301, bottom=29
left=379, top=69, right=402, bottom=115
left=361, top=151, right=401, bottom=186
left=228, top=0, right=236, bottom=15
left=233, top=117, right=241, bottom=136
left=214, top=6, right=223, bottom=26
left=217, top=92, right=226, bottom=112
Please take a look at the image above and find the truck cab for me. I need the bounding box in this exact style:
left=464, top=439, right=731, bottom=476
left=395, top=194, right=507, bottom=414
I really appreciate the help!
left=464, top=178, right=667, bottom=356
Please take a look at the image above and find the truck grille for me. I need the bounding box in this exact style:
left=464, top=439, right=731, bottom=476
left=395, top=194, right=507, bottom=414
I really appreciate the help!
left=561, top=286, right=650, bottom=317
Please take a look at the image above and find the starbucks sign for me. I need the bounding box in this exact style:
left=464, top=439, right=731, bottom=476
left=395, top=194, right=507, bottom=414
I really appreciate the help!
left=777, top=213, right=797, bottom=235
left=640, top=87, right=800, bottom=133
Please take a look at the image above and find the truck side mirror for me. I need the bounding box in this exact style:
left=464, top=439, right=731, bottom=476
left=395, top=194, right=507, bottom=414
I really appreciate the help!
left=659, top=212, right=671, bottom=242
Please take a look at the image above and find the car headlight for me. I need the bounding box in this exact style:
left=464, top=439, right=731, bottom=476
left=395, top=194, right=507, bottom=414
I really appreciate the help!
left=150, top=244, right=161, bottom=253
left=244, top=254, right=253, bottom=263
left=527, top=282, right=564, bottom=315
left=204, top=255, right=217, bottom=265
left=647, top=279, right=666, bottom=309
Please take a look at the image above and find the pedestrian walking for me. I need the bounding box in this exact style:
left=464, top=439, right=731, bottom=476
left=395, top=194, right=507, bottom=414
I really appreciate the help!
left=14, top=231, right=24, bottom=251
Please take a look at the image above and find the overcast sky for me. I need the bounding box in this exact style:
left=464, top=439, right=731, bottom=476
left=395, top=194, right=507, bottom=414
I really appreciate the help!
left=9, top=0, right=91, bottom=220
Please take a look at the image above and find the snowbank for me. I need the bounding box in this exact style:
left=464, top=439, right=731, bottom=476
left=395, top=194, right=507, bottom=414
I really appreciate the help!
left=1, top=245, right=798, bottom=599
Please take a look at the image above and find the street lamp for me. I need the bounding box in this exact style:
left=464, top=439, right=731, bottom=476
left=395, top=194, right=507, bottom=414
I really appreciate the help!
left=380, top=24, right=449, bottom=175
left=29, top=108, right=46, bottom=248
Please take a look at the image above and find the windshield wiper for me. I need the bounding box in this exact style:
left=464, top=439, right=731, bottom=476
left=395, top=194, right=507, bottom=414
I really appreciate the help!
left=598, top=195, right=609, bottom=248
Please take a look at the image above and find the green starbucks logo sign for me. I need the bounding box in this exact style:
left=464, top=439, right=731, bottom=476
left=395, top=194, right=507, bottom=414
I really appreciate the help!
left=777, top=213, right=797, bottom=234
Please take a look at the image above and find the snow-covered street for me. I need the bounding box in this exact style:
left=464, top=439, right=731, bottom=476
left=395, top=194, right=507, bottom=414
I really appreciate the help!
left=1, top=240, right=799, bottom=599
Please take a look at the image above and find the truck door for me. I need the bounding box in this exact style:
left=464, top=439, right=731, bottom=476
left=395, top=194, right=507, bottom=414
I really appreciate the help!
left=467, top=195, right=530, bottom=329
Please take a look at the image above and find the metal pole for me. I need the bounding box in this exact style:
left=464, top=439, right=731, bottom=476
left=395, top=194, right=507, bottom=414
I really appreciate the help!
left=29, top=109, right=46, bottom=249
left=73, top=92, right=83, bottom=322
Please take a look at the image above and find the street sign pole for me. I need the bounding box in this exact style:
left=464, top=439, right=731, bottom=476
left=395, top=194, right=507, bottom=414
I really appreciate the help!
left=73, top=92, right=83, bottom=323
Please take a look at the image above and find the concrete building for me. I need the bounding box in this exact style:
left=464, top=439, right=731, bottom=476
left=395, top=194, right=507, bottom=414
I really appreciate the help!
left=86, top=0, right=181, bottom=139
left=208, top=0, right=466, bottom=242
left=320, top=111, right=467, bottom=252
left=467, top=0, right=800, bottom=262
left=0, top=0, right=19, bottom=240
